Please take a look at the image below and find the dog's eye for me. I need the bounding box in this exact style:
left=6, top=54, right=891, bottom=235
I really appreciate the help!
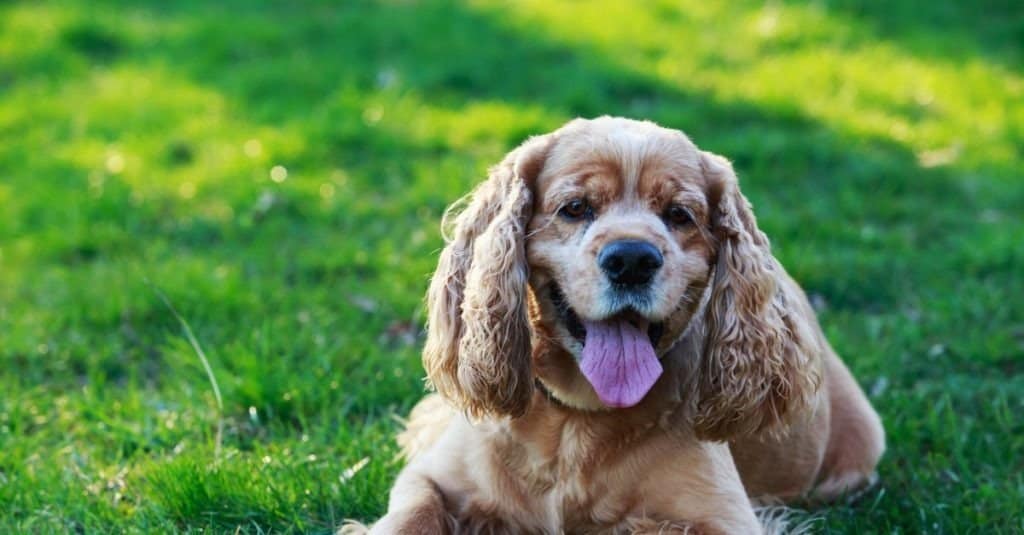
left=559, top=198, right=590, bottom=221
left=665, top=205, right=693, bottom=227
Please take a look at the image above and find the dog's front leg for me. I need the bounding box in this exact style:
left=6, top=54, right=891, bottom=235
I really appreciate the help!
left=626, top=441, right=764, bottom=535
left=341, top=469, right=451, bottom=535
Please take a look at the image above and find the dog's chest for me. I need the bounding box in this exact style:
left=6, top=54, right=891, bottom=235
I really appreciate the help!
left=501, top=417, right=651, bottom=531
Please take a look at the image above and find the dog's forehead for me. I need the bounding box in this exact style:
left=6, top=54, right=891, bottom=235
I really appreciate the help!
left=534, top=118, right=705, bottom=198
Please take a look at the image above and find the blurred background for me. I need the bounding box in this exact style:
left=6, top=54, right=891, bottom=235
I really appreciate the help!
left=1, top=0, right=1021, bottom=532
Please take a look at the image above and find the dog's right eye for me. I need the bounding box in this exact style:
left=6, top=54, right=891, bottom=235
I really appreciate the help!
left=558, top=198, right=591, bottom=221
left=665, top=204, right=694, bottom=227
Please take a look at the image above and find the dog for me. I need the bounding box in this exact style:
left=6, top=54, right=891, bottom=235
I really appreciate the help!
left=352, top=117, right=884, bottom=534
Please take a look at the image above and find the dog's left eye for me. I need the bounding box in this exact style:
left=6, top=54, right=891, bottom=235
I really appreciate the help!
left=559, top=198, right=591, bottom=221
left=665, top=205, right=693, bottom=227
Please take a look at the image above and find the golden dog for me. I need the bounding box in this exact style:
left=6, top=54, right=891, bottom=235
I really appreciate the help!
left=353, top=117, right=884, bottom=534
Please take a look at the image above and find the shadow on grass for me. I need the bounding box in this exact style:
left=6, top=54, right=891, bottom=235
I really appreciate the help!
left=36, top=0, right=1020, bottom=426
left=77, top=0, right=1019, bottom=311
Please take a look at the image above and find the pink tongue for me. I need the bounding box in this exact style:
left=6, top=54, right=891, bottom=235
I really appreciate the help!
left=579, top=319, right=662, bottom=408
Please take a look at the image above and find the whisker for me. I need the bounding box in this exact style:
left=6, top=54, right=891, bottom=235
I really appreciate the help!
left=524, top=216, right=557, bottom=240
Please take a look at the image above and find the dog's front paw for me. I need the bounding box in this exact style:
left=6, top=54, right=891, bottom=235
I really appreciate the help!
left=351, top=507, right=451, bottom=535
left=337, top=519, right=369, bottom=535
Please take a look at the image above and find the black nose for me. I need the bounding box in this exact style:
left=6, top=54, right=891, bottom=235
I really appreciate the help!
left=598, top=240, right=663, bottom=287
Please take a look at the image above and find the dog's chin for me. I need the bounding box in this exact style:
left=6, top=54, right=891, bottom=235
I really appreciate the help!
left=548, top=283, right=665, bottom=355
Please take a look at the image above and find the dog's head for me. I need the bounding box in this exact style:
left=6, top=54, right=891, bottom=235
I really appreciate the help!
left=423, top=117, right=818, bottom=440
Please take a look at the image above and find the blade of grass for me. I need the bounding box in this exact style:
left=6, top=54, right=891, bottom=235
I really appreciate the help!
left=150, top=281, right=225, bottom=460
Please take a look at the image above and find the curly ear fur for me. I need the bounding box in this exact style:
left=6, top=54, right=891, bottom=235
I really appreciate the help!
left=422, top=135, right=552, bottom=419
left=695, top=151, right=820, bottom=441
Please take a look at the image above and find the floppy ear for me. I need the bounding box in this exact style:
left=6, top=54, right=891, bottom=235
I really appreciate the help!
left=422, top=134, right=553, bottom=419
left=694, top=151, right=820, bottom=441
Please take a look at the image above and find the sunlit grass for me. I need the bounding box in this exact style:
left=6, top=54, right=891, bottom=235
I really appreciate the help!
left=498, top=0, right=1023, bottom=173
left=1, top=0, right=1021, bottom=532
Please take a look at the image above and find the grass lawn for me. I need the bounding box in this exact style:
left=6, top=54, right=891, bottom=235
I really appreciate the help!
left=1, top=0, right=1022, bottom=532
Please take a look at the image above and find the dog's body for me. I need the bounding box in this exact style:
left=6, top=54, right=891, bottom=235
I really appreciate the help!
left=357, top=117, right=884, bottom=534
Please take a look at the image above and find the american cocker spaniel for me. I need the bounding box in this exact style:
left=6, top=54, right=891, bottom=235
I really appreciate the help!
left=350, top=117, right=884, bottom=534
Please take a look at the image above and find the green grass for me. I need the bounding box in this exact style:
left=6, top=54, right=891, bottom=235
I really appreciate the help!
left=1, top=0, right=1022, bottom=532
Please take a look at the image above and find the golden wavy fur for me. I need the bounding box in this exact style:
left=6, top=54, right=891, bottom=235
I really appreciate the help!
left=423, top=135, right=552, bottom=419
left=694, top=152, right=819, bottom=442
left=350, top=117, right=885, bottom=534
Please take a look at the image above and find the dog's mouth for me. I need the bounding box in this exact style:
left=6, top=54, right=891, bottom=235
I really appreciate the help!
left=549, top=284, right=664, bottom=348
left=548, top=284, right=665, bottom=408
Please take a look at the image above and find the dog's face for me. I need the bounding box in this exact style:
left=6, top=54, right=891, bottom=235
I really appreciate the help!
left=525, top=119, right=715, bottom=408
left=424, top=116, right=818, bottom=440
